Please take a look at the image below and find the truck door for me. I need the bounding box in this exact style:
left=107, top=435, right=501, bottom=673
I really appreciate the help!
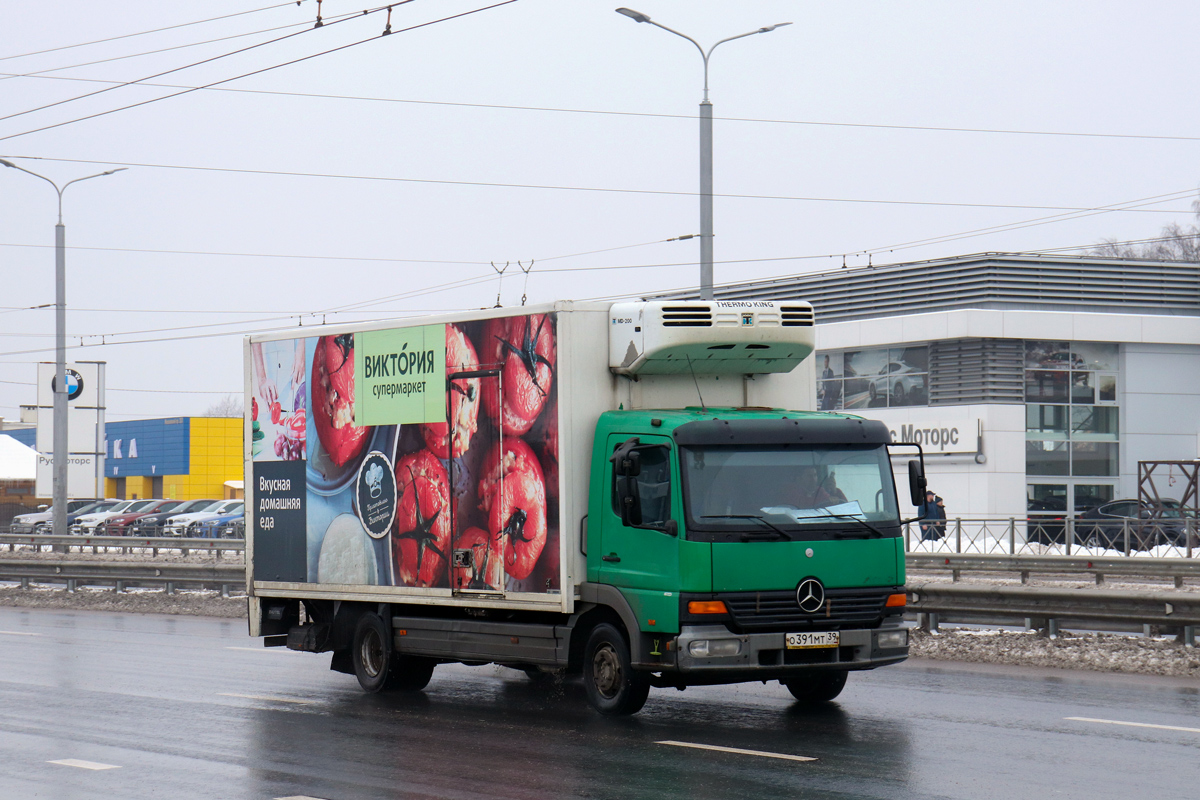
left=599, top=435, right=681, bottom=625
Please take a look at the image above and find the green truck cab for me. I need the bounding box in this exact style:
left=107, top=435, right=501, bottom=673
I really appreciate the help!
left=579, top=408, right=911, bottom=713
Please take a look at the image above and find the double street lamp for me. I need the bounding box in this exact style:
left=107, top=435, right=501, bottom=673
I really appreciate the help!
left=1, top=159, right=126, bottom=536
left=615, top=8, right=791, bottom=301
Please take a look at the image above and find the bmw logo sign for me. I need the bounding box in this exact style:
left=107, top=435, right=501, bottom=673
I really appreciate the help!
left=50, top=368, right=84, bottom=401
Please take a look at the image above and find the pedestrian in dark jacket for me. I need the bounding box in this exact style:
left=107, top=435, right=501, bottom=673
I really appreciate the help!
left=918, top=490, right=946, bottom=541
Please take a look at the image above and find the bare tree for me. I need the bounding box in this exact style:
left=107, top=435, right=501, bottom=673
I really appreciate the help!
left=1090, top=194, right=1200, bottom=262
left=203, top=394, right=243, bottom=417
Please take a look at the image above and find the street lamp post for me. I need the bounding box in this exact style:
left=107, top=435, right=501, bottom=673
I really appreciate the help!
left=616, top=8, right=790, bottom=301
left=0, top=159, right=126, bottom=537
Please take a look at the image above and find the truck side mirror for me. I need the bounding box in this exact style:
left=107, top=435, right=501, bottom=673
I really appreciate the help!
left=908, top=459, right=927, bottom=506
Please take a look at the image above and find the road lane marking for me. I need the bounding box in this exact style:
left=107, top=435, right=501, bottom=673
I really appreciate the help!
left=656, top=741, right=817, bottom=762
left=225, top=646, right=290, bottom=653
left=276, top=796, right=331, bottom=800
left=218, top=692, right=314, bottom=705
left=48, top=759, right=120, bottom=770
left=1066, top=717, right=1200, bottom=734
left=0, top=630, right=42, bottom=636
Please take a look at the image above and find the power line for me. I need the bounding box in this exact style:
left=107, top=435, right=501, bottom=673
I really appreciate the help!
left=0, top=378, right=235, bottom=395
left=6, top=69, right=1200, bottom=145
left=0, top=234, right=691, bottom=268
left=0, top=1, right=308, bottom=64
left=0, top=3, right=405, bottom=126
left=2, top=154, right=1193, bottom=214
left=0, top=1, right=520, bottom=144
left=3, top=20, right=316, bottom=81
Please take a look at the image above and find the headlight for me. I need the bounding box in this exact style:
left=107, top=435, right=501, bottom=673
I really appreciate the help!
left=877, top=630, right=908, bottom=649
left=688, top=639, right=742, bottom=657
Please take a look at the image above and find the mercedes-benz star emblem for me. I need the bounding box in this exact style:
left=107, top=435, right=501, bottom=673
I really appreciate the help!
left=796, top=578, right=825, bottom=614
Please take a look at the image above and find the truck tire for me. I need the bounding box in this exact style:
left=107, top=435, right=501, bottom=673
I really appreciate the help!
left=388, top=655, right=436, bottom=692
left=352, top=613, right=395, bottom=693
left=782, top=671, right=847, bottom=705
left=351, top=613, right=436, bottom=693
left=583, top=623, right=650, bottom=715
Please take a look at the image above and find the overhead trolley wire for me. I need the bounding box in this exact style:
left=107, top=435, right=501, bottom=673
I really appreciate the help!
left=0, top=2, right=414, bottom=126
left=0, top=1, right=520, bottom=144
left=0, top=154, right=1192, bottom=214
left=5, top=69, right=1200, bottom=145
left=0, top=1, right=308, bottom=64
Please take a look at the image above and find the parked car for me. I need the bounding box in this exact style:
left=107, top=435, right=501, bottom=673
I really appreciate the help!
left=868, top=361, right=925, bottom=405
left=101, top=499, right=185, bottom=536
left=197, top=510, right=245, bottom=539
left=34, top=500, right=121, bottom=534
left=1026, top=498, right=1068, bottom=545
left=10, top=499, right=102, bottom=534
left=71, top=499, right=157, bottom=534
left=164, top=500, right=243, bottom=537
left=130, top=499, right=220, bottom=536
left=1077, top=499, right=1190, bottom=550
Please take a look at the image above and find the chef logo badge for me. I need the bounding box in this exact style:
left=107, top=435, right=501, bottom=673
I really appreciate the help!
left=355, top=451, right=396, bottom=538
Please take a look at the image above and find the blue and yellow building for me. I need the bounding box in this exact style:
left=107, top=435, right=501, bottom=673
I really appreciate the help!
left=103, top=417, right=242, bottom=500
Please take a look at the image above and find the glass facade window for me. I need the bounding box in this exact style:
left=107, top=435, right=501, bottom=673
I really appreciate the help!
left=1071, top=442, right=1120, bottom=477
left=1025, top=341, right=1119, bottom=478
left=816, top=346, right=929, bottom=410
left=1026, top=440, right=1070, bottom=476
left=1071, top=406, right=1118, bottom=439
left=1026, top=405, right=1069, bottom=437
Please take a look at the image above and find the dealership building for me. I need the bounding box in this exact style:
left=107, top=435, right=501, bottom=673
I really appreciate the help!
left=693, top=253, right=1200, bottom=521
left=1, top=416, right=241, bottom=501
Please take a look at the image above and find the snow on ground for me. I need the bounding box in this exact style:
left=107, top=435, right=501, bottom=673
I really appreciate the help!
left=911, top=627, right=1200, bottom=679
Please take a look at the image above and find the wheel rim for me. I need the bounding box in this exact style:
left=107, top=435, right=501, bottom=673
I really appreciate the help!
left=359, top=626, right=385, bottom=679
left=592, top=643, right=622, bottom=699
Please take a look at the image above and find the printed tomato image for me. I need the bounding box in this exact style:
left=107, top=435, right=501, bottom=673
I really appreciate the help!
left=421, top=323, right=481, bottom=459
left=480, top=314, right=556, bottom=436
left=394, top=449, right=452, bottom=587
left=477, top=438, right=546, bottom=581
left=251, top=397, right=259, bottom=421
left=453, top=526, right=504, bottom=590
left=532, top=397, right=559, bottom=493
left=311, top=333, right=370, bottom=467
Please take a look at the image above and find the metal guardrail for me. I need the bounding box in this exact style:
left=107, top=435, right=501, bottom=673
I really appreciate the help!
left=0, top=533, right=244, bottom=557
left=907, top=553, right=1200, bottom=587
left=0, top=556, right=245, bottom=596
left=905, top=517, right=1198, bottom=558
left=908, top=582, right=1198, bottom=645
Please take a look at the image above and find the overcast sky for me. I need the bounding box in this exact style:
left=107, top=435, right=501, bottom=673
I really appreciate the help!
left=2, top=0, right=1198, bottom=422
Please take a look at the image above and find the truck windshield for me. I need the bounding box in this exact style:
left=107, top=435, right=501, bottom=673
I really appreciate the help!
left=680, top=444, right=900, bottom=535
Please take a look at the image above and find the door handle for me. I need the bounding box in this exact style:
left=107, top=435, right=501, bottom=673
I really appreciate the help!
left=602, top=553, right=621, bottom=563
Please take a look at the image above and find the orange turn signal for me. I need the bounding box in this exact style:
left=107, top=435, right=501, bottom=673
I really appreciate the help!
left=687, top=600, right=728, bottom=614
left=885, top=593, right=907, bottom=608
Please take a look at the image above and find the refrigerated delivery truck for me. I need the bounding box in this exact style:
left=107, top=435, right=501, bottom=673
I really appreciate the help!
left=244, top=300, right=923, bottom=714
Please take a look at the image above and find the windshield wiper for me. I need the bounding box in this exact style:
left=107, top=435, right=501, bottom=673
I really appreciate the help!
left=700, top=514, right=791, bottom=541
left=818, top=513, right=886, bottom=539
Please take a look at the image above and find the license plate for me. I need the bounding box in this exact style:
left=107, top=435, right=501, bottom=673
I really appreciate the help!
left=786, top=631, right=839, bottom=650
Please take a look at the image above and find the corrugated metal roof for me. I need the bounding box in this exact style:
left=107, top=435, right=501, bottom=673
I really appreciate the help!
left=660, top=253, right=1200, bottom=323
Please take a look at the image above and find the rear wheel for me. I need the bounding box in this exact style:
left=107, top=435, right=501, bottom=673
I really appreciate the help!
left=352, top=613, right=393, bottom=693
left=583, top=623, right=650, bottom=715
left=351, top=613, right=435, bottom=693
left=782, top=671, right=848, bottom=705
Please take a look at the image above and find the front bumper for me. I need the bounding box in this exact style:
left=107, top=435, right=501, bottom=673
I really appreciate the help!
left=655, top=623, right=908, bottom=685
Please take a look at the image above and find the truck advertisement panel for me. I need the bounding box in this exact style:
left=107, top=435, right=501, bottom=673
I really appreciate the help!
left=249, top=312, right=560, bottom=595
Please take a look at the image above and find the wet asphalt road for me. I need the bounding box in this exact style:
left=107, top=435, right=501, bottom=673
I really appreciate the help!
left=1, top=606, right=1198, bottom=800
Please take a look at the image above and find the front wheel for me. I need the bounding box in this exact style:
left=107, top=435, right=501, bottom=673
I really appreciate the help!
left=782, top=671, right=848, bottom=705
left=583, top=623, right=650, bottom=715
